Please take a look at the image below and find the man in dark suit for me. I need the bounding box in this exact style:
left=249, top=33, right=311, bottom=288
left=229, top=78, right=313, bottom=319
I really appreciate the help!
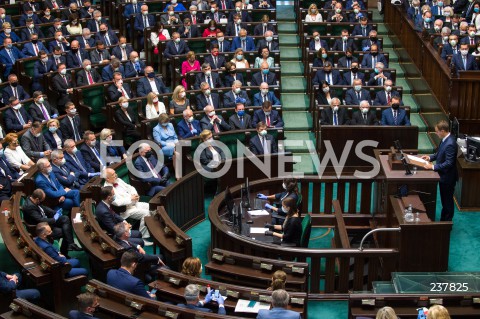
left=35, top=223, right=88, bottom=277
left=211, top=32, right=231, bottom=53
left=200, top=105, right=231, bottom=132
left=217, top=0, right=234, bottom=10
left=0, top=271, right=39, bottom=302
left=52, top=64, right=73, bottom=110
left=65, top=40, right=89, bottom=69
left=381, top=96, right=410, bottom=126
left=76, top=59, right=102, bottom=86
left=327, top=3, right=347, bottom=21
left=95, top=24, right=119, bottom=46
left=361, top=30, right=382, bottom=51
left=19, top=10, right=42, bottom=26
left=51, top=47, right=67, bottom=67
left=422, top=120, right=458, bottom=221
left=136, top=66, right=169, bottom=97
left=30, top=91, right=58, bottom=123
left=164, top=32, right=190, bottom=58
left=252, top=101, right=283, bottom=128
left=254, top=18, right=276, bottom=36
left=21, top=121, right=52, bottom=162
left=60, top=103, right=83, bottom=142
left=177, top=109, right=201, bottom=139
left=33, top=51, right=57, bottom=91
left=63, top=139, right=99, bottom=186
left=251, top=62, right=277, bottom=87
left=94, top=186, right=143, bottom=246
left=0, top=8, right=14, bottom=27
left=106, top=251, right=156, bottom=299
left=229, top=102, right=252, bottom=129
left=80, top=130, right=103, bottom=172
left=0, top=38, right=26, bottom=78
left=224, top=62, right=245, bottom=87
left=177, top=284, right=226, bottom=314
left=60, top=2, right=84, bottom=20
left=51, top=150, right=81, bottom=190
left=253, top=82, right=280, bottom=106
left=257, top=290, right=301, bottom=319
left=226, top=15, right=248, bottom=36
left=76, top=28, right=95, bottom=49
left=178, top=18, right=200, bottom=38
left=102, top=59, right=126, bottom=82
left=351, top=101, right=379, bottom=125
left=194, top=63, right=223, bottom=90
left=90, top=40, right=111, bottom=65
left=196, top=82, right=221, bottom=110
left=22, top=188, right=81, bottom=255
left=249, top=122, right=278, bottom=155
left=345, top=79, right=370, bottom=105
left=223, top=80, right=251, bottom=108
left=87, top=10, right=109, bottom=33
left=231, top=29, right=256, bottom=51
left=332, top=30, right=358, bottom=52
left=204, top=44, right=226, bottom=70
left=461, top=0, right=475, bottom=21
left=35, top=158, right=81, bottom=210
left=20, top=19, right=45, bottom=42
left=108, top=73, right=133, bottom=102
left=308, top=32, right=329, bottom=52
left=367, top=62, right=391, bottom=86
left=441, top=35, right=460, bottom=60
left=343, top=62, right=365, bottom=86
left=337, top=48, right=358, bottom=68
left=123, top=0, right=143, bottom=19
left=414, top=11, right=434, bottom=32
left=0, top=142, right=19, bottom=200
left=351, top=16, right=372, bottom=36
left=2, top=74, right=30, bottom=104
left=228, top=2, right=252, bottom=22
left=452, top=43, right=479, bottom=74
left=4, top=97, right=33, bottom=133
left=361, top=44, right=388, bottom=68
left=47, top=19, right=68, bottom=38
left=124, top=51, right=146, bottom=78
left=373, top=80, right=403, bottom=106
left=184, top=5, right=204, bottom=24
left=320, top=98, right=351, bottom=125
left=111, top=36, right=133, bottom=61
left=68, top=293, right=100, bottom=319
left=255, top=31, right=279, bottom=51
left=48, top=31, right=71, bottom=53
left=434, top=28, right=451, bottom=50
left=21, top=34, right=48, bottom=56
left=133, top=143, right=171, bottom=197
left=312, top=62, right=343, bottom=86
left=134, top=5, right=156, bottom=48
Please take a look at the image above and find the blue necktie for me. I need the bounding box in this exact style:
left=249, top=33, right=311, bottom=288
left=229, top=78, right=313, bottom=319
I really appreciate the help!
left=333, top=112, right=338, bottom=125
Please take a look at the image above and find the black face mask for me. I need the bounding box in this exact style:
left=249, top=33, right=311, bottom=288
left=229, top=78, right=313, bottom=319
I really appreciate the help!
left=31, top=39, right=38, bottom=44
left=145, top=151, right=153, bottom=158
left=391, top=103, right=400, bottom=110
left=100, top=30, right=107, bottom=35
left=11, top=82, right=18, bottom=87
left=71, top=48, right=78, bottom=53
left=370, top=37, right=377, bottom=42
left=371, top=51, right=378, bottom=56
left=229, top=69, right=236, bottom=74
left=351, top=67, right=358, bottom=73
left=324, top=69, right=331, bottom=74
left=346, top=55, right=352, bottom=60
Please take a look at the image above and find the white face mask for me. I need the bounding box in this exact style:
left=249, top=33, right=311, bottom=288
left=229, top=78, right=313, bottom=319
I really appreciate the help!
left=70, top=108, right=77, bottom=114
left=187, top=116, right=194, bottom=123
left=282, top=206, right=290, bottom=213
left=261, top=89, right=269, bottom=95
left=385, top=86, right=392, bottom=92
left=461, top=49, right=469, bottom=56
left=322, top=87, right=329, bottom=93
left=332, top=106, right=339, bottom=112
left=259, top=129, right=267, bottom=136
left=208, top=111, right=216, bottom=117
left=13, top=104, right=22, bottom=110
left=152, top=98, right=159, bottom=103
left=121, top=102, right=129, bottom=108
left=179, top=92, right=186, bottom=98
left=234, top=88, right=241, bottom=94
left=361, top=107, right=369, bottom=114
left=282, top=182, right=287, bottom=190
left=60, top=69, right=67, bottom=75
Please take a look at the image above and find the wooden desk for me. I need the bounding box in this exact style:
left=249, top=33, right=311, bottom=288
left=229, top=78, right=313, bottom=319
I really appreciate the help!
left=454, top=157, right=480, bottom=211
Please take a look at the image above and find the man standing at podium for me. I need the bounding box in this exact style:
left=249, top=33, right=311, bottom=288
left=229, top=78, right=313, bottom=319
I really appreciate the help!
left=422, top=120, right=458, bottom=221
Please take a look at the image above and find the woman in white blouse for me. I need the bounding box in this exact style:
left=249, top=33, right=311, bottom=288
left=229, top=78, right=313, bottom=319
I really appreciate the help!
left=4, top=133, right=34, bottom=175
left=151, top=22, right=172, bottom=49
left=230, top=48, right=250, bottom=68
left=145, top=92, right=167, bottom=119
left=66, top=14, right=82, bottom=35
left=305, top=4, right=323, bottom=22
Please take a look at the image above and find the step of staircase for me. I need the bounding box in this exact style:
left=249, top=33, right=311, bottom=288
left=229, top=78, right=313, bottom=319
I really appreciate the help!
left=278, top=22, right=298, bottom=34
left=281, top=76, right=307, bottom=93
left=283, top=111, right=313, bottom=131
left=284, top=132, right=316, bottom=152
left=279, top=35, right=301, bottom=47
left=280, top=61, right=304, bottom=76
left=279, top=47, right=302, bottom=61
left=281, top=93, right=310, bottom=111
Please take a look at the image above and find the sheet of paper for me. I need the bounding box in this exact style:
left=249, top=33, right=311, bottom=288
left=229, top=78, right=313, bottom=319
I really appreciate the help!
left=234, top=299, right=271, bottom=313
left=250, top=227, right=268, bottom=234
left=248, top=210, right=270, bottom=216
left=407, top=154, right=429, bottom=165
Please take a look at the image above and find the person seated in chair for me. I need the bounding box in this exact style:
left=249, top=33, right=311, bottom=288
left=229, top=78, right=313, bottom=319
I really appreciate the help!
left=229, top=102, right=252, bottom=129
left=345, top=79, right=370, bottom=105
left=199, top=129, right=226, bottom=172
left=367, top=62, right=391, bottom=86
left=381, top=96, right=411, bottom=126
left=133, top=143, right=172, bottom=197
left=51, top=150, right=81, bottom=190
left=257, top=177, right=299, bottom=219
left=69, top=292, right=100, bottom=319
left=34, top=222, right=88, bottom=277
left=253, top=82, right=280, bottom=106
left=249, top=122, right=278, bottom=155
left=177, top=284, right=226, bottom=314
left=256, top=289, right=301, bottom=319
left=0, top=271, right=40, bottom=303
left=350, top=100, right=379, bottom=125
left=177, top=109, right=201, bottom=139
left=264, top=197, right=302, bottom=247
left=252, top=101, right=283, bottom=128
left=320, top=98, right=350, bottom=125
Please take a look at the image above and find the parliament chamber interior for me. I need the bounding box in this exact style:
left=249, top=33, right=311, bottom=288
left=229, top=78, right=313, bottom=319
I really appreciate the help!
left=0, top=0, right=480, bottom=318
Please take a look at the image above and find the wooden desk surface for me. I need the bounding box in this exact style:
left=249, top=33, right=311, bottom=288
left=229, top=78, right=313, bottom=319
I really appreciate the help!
left=379, top=155, right=440, bottom=181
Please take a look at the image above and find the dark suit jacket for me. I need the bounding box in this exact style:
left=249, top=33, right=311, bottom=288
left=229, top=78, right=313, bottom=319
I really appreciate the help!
left=35, top=172, right=67, bottom=200
left=87, top=18, right=108, bottom=33
left=177, top=119, right=201, bottom=139
left=351, top=110, right=380, bottom=125
left=253, top=92, right=280, bottom=106
left=361, top=53, right=388, bottom=68
left=136, top=77, right=168, bottom=97
left=75, top=35, right=95, bottom=49
left=95, top=201, right=123, bottom=235
left=0, top=157, right=17, bottom=199
left=80, top=143, right=102, bottom=172
left=183, top=12, right=205, bottom=24
left=44, top=129, right=64, bottom=150
left=223, top=90, right=251, bottom=108
left=381, top=108, right=411, bottom=126
left=228, top=113, right=252, bottom=129
left=22, top=197, right=57, bottom=226
left=211, top=39, right=231, bottom=52
left=94, top=30, right=119, bottom=46
left=47, top=25, right=68, bottom=38
left=177, top=303, right=226, bottom=315
left=231, top=36, right=256, bottom=51
left=90, top=49, right=111, bottom=65
left=204, top=54, right=226, bottom=70
left=44, top=0, right=65, bottom=9
left=21, top=130, right=51, bottom=160
left=101, top=64, right=125, bottom=82
left=332, top=38, right=358, bottom=51
left=441, top=43, right=460, bottom=60
left=255, top=39, right=279, bottom=51
left=257, top=308, right=301, bottom=319
left=114, top=108, right=138, bottom=135
left=194, top=72, right=223, bottom=90
left=373, top=90, right=402, bottom=106
left=34, top=237, right=67, bottom=264
left=196, top=93, right=221, bottom=110
left=76, top=69, right=102, bottom=86
left=337, top=56, right=358, bottom=68
left=367, top=72, right=392, bottom=86
left=227, top=10, right=252, bottom=22
left=313, top=69, right=343, bottom=86
left=178, top=25, right=200, bottom=38
left=199, top=146, right=226, bottom=171
left=108, top=83, right=134, bottom=102
left=65, top=49, right=89, bottom=69
left=21, top=41, right=48, bottom=57
left=2, top=85, right=30, bottom=103
left=224, top=73, right=244, bottom=87
left=254, top=22, right=275, bottom=36
left=29, top=101, right=58, bottom=122
left=308, top=39, right=329, bottom=51
left=115, top=238, right=159, bottom=264
left=342, top=71, right=365, bottom=86
left=60, top=115, right=83, bottom=141
left=133, top=156, right=165, bottom=184
left=249, top=134, right=278, bottom=155
left=124, top=60, right=146, bottom=78
left=20, top=26, right=45, bottom=42
left=226, top=22, right=249, bottom=36
left=33, top=58, right=57, bottom=82
left=344, top=88, right=370, bottom=105
left=430, top=134, right=458, bottom=184
left=200, top=115, right=231, bottom=132
left=351, top=24, right=372, bottom=37
left=106, top=268, right=152, bottom=299
left=52, top=73, right=73, bottom=106
left=452, top=53, right=479, bottom=73
left=163, top=40, right=190, bottom=58
left=4, top=107, right=33, bottom=132
left=64, top=151, right=93, bottom=184
left=111, top=45, right=134, bottom=61
left=252, top=109, right=283, bottom=127
left=52, top=163, right=78, bottom=189
left=361, top=39, right=382, bottom=51
left=251, top=72, right=277, bottom=86
left=134, top=14, right=156, bottom=32
left=68, top=310, right=100, bottom=319
left=48, top=40, right=69, bottom=53
left=320, top=108, right=351, bottom=125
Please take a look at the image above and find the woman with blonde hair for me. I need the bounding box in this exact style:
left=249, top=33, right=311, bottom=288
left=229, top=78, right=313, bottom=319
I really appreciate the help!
left=375, top=306, right=398, bottom=319
left=231, top=48, right=250, bottom=69
left=145, top=92, right=167, bottom=119
left=181, top=257, right=202, bottom=277
left=169, top=85, right=191, bottom=114
left=0, top=22, right=19, bottom=43
left=181, top=51, right=201, bottom=88
left=305, top=4, right=323, bottom=22
left=268, top=270, right=287, bottom=291
left=99, top=128, right=127, bottom=162
left=3, top=133, right=34, bottom=175
left=153, top=114, right=178, bottom=159
left=427, top=305, right=451, bottom=319
left=44, top=119, right=63, bottom=150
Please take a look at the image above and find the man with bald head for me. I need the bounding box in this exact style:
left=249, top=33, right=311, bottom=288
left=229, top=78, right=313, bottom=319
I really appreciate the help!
left=103, top=168, right=151, bottom=240
left=124, top=51, right=146, bottom=78
left=134, top=5, right=156, bottom=48
left=136, top=66, right=169, bottom=97
left=66, top=40, right=89, bottom=68
left=251, top=61, right=277, bottom=86
left=177, top=109, right=202, bottom=138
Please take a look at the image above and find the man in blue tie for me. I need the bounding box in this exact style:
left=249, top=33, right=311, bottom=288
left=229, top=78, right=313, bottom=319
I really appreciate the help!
left=80, top=131, right=104, bottom=172
left=0, top=38, right=26, bottom=77
left=422, top=120, right=458, bottom=221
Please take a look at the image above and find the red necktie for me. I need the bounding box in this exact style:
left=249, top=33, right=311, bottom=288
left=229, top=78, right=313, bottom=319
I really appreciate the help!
left=34, top=44, right=38, bottom=55
left=63, top=75, right=68, bottom=85
left=188, top=123, right=193, bottom=131
left=113, top=183, right=118, bottom=187
left=471, top=38, right=474, bottom=45
left=87, top=71, right=94, bottom=84
left=266, top=115, right=271, bottom=127
left=192, top=16, right=196, bottom=24
left=387, top=93, right=391, bottom=104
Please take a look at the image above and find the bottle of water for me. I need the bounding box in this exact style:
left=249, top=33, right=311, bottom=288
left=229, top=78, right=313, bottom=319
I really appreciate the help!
left=404, top=204, right=414, bottom=222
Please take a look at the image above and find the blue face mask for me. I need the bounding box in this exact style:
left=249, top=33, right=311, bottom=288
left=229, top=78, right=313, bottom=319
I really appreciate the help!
left=0, top=149, right=4, bottom=158
left=236, top=54, right=243, bottom=60
left=237, top=110, right=245, bottom=116
left=240, top=36, right=246, bottom=41
left=374, top=67, right=379, bottom=74
left=475, top=7, right=480, bottom=12
left=49, top=127, right=57, bottom=133
left=262, top=69, right=269, bottom=75
left=424, top=17, right=432, bottom=23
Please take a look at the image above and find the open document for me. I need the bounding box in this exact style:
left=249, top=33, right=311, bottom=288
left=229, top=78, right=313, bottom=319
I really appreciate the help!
left=234, top=299, right=271, bottom=313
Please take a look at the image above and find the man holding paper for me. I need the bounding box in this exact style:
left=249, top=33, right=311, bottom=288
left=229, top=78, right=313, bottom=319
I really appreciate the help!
left=421, top=120, right=458, bottom=221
